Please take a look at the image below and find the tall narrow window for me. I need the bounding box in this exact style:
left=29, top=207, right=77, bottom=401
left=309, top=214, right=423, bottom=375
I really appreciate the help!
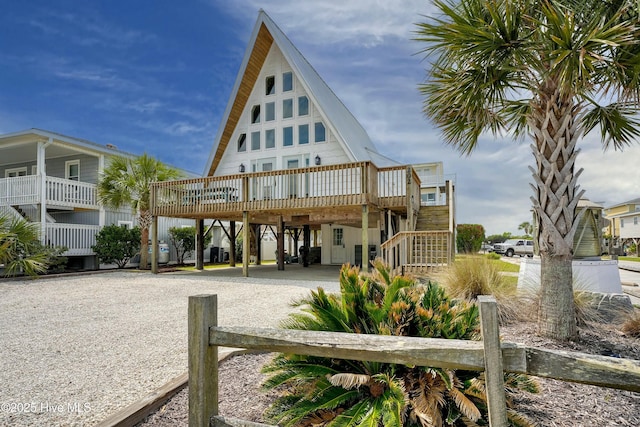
left=237, top=133, right=247, bottom=152
left=298, top=124, right=309, bottom=144
left=283, top=99, right=293, bottom=119
left=314, top=122, right=326, bottom=142
left=283, top=127, right=293, bottom=147
left=298, top=96, right=309, bottom=116
left=251, top=105, right=260, bottom=124
left=265, top=129, right=275, bottom=149
left=251, top=131, right=260, bottom=150
left=265, top=102, right=275, bottom=121
left=283, top=71, right=293, bottom=92
left=66, top=160, right=80, bottom=181
left=265, top=76, right=275, bottom=95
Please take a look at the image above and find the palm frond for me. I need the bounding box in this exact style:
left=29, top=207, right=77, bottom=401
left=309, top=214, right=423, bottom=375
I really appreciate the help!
left=328, top=373, right=371, bottom=390
left=582, top=102, right=640, bottom=151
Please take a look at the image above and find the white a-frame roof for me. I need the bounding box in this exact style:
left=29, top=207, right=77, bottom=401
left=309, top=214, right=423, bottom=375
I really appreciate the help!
left=204, top=10, right=397, bottom=176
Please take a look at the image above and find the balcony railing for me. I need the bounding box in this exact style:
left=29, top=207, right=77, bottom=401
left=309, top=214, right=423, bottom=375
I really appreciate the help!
left=151, top=162, right=420, bottom=219
left=0, top=175, right=98, bottom=209
left=40, top=223, right=100, bottom=256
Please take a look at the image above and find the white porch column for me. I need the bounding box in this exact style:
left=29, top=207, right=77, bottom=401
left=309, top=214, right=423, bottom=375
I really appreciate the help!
left=98, top=154, right=105, bottom=227
left=38, top=138, right=53, bottom=244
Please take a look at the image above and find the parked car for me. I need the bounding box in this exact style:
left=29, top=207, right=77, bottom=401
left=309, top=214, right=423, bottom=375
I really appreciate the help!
left=493, top=239, right=534, bottom=257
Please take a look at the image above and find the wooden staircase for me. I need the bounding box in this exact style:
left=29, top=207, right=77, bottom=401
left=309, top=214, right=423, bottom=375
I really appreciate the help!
left=381, top=205, right=455, bottom=276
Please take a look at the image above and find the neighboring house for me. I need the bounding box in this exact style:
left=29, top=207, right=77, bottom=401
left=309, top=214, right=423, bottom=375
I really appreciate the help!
left=150, top=10, right=456, bottom=275
left=604, top=197, right=640, bottom=255
left=0, top=128, right=198, bottom=269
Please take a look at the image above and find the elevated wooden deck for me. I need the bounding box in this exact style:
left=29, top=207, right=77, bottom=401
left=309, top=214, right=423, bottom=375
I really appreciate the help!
left=150, top=162, right=421, bottom=227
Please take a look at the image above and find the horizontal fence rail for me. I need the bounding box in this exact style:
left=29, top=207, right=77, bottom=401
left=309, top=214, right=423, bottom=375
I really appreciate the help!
left=188, top=295, right=640, bottom=427
left=151, top=162, right=417, bottom=218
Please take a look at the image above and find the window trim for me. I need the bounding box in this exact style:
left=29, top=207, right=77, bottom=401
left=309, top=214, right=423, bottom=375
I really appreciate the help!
left=282, top=98, right=293, bottom=119
left=251, top=131, right=261, bottom=151
left=265, top=101, right=275, bottom=122
left=265, top=75, right=275, bottom=95
left=314, top=122, right=326, bottom=143
left=298, top=124, right=309, bottom=145
left=117, top=220, right=133, bottom=229
left=298, top=95, right=309, bottom=116
left=65, top=160, right=80, bottom=181
left=237, top=133, right=247, bottom=152
left=283, top=126, right=294, bottom=147
left=251, top=105, right=261, bottom=124
left=265, top=129, right=276, bottom=149
left=283, top=71, right=293, bottom=92
left=5, top=167, right=28, bottom=178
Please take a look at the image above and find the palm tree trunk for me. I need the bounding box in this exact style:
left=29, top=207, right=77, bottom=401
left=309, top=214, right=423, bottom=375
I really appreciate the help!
left=528, top=85, right=584, bottom=340
left=139, top=210, right=152, bottom=270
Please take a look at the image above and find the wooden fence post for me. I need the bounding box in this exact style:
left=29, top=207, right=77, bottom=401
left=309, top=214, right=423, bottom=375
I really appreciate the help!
left=478, top=295, right=508, bottom=427
left=189, top=294, right=218, bottom=427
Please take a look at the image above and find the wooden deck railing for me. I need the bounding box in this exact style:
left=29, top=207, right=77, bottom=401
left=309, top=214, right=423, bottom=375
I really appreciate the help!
left=381, top=230, right=452, bottom=275
left=188, top=294, right=640, bottom=427
left=151, top=162, right=417, bottom=218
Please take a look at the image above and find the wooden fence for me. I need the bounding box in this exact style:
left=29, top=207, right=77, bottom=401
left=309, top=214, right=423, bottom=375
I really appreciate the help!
left=189, top=295, right=640, bottom=427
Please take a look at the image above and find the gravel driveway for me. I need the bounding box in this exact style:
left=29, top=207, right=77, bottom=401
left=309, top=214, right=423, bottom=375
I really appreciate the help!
left=0, top=269, right=338, bottom=426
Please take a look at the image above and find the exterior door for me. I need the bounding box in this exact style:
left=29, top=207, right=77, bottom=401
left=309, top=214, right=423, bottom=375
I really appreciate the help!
left=330, top=227, right=346, bottom=264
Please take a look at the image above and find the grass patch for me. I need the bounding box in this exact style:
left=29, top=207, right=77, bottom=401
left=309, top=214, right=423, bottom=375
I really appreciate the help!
left=437, top=255, right=520, bottom=324
left=620, top=256, right=640, bottom=262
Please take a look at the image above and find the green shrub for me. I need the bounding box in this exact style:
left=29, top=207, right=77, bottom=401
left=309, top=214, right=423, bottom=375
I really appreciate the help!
left=92, top=224, right=141, bottom=268
left=456, top=224, right=485, bottom=253
left=486, top=252, right=500, bottom=260
left=168, top=226, right=210, bottom=265
left=262, top=261, right=537, bottom=426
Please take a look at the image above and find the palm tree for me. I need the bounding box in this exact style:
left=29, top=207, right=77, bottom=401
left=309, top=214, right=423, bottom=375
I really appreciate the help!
left=415, top=0, right=640, bottom=340
left=518, top=222, right=533, bottom=237
left=97, top=154, right=182, bottom=269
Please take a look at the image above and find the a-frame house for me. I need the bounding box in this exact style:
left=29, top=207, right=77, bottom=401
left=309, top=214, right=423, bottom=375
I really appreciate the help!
left=150, top=10, right=455, bottom=275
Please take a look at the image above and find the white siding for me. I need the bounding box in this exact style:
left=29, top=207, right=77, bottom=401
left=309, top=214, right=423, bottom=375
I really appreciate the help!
left=216, top=43, right=350, bottom=177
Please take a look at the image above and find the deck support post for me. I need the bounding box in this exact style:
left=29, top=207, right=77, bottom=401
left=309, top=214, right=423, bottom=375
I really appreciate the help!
left=302, top=224, right=311, bottom=267
left=254, top=224, right=261, bottom=265
left=229, top=221, right=236, bottom=267
left=362, top=204, right=369, bottom=271
left=277, top=216, right=285, bottom=270
left=151, top=215, right=159, bottom=274
left=242, top=211, right=249, bottom=277
left=196, top=218, right=204, bottom=270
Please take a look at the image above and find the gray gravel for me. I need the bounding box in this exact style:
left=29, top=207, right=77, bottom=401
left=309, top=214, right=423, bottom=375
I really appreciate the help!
left=0, top=270, right=337, bottom=427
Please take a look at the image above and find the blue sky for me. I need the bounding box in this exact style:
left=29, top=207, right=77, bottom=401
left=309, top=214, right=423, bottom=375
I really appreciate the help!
left=2, top=0, right=639, bottom=235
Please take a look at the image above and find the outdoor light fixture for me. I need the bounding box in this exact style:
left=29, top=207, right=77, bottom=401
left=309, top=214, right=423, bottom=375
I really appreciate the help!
left=239, top=163, right=245, bottom=173
left=314, top=155, right=321, bottom=165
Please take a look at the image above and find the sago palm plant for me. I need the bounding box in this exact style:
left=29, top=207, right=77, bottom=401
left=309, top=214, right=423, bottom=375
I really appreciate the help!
left=262, top=261, right=538, bottom=426
left=0, top=214, right=50, bottom=277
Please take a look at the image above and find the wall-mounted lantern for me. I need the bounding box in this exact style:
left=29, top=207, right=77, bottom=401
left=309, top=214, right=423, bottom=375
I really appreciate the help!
left=314, top=155, right=321, bottom=165
left=239, top=163, right=245, bottom=173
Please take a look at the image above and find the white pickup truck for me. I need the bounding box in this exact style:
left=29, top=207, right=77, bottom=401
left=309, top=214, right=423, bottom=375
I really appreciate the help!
left=492, top=239, right=534, bottom=257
